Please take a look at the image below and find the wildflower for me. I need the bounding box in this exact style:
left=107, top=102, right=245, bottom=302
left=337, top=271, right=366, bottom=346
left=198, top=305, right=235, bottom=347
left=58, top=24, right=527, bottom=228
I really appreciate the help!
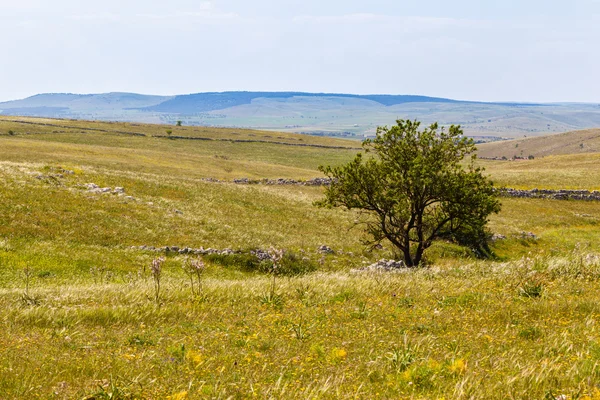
left=448, top=358, right=467, bottom=375
left=185, top=350, right=202, bottom=366
left=183, top=257, right=206, bottom=296
left=167, top=391, right=188, bottom=400
left=267, top=247, right=284, bottom=297
left=151, top=257, right=165, bottom=305
left=329, top=347, right=348, bottom=364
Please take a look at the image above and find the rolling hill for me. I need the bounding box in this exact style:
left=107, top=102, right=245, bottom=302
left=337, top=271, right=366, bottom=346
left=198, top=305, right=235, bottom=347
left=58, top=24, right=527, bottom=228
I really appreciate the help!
left=477, top=128, right=600, bottom=158
left=2, top=91, right=600, bottom=138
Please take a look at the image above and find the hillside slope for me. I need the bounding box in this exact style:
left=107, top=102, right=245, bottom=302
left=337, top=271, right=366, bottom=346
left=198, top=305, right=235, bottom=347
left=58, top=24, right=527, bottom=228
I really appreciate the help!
left=477, top=128, right=600, bottom=158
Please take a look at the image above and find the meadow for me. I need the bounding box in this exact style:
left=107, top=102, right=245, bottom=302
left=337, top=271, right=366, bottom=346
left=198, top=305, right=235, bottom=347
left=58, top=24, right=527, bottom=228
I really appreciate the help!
left=1, top=118, right=600, bottom=399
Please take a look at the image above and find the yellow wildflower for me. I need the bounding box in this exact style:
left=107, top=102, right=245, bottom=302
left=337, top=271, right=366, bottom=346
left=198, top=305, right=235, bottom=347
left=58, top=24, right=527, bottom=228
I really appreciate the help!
left=167, top=391, right=188, bottom=400
left=448, top=359, right=467, bottom=375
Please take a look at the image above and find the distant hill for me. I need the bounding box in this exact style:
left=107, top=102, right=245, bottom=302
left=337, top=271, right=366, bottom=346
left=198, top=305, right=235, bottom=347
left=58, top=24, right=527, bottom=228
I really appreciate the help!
left=141, top=92, right=462, bottom=114
left=1, top=91, right=600, bottom=138
left=477, top=128, right=600, bottom=158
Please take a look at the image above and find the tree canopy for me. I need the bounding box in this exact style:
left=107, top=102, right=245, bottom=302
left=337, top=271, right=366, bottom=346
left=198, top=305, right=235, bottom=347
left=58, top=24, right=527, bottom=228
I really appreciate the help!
left=317, top=119, right=501, bottom=267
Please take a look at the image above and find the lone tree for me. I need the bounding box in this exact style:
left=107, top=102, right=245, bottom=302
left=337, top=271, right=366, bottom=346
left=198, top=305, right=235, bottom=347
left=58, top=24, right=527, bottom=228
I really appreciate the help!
left=317, top=119, right=501, bottom=267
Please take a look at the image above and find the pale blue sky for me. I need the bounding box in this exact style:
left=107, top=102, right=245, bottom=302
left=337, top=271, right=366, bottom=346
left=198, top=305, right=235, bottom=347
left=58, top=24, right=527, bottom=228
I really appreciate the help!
left=1, top=0, right=599, bottom=102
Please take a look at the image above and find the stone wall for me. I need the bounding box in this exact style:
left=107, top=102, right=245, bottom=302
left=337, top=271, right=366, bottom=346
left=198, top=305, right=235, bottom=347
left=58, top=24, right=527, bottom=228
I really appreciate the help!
left=227, top=178, right=600, bottom=201
left=498, top=188, right=600, bottom=201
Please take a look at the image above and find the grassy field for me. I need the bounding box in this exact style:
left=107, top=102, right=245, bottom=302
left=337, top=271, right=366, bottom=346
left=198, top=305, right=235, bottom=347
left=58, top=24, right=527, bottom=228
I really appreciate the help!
left=477, top=128, right=600, bottom=159
left=479, top=154, right=600, bottom=190
left=2, top=118, right=600, bottom=398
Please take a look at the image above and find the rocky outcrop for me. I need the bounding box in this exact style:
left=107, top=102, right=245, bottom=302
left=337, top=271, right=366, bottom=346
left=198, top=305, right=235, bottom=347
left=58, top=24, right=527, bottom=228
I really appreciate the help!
left=351, top=259, right=408, bottom=273
left=84, top=183, right=132, bottom=197
left=131, top=245, right=238, bottom=256
left=318, top=245, right=335, bottom=254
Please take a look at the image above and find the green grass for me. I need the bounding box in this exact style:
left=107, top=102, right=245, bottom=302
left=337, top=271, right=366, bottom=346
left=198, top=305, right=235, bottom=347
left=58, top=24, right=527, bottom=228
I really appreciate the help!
left=2, top=117, right=600, bottom=398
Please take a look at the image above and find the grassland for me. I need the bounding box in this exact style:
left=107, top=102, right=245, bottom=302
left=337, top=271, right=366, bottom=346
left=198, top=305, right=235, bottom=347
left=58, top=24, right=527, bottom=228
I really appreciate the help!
left=478, top=128, right=600, bottom=159
left=2, top=118, right=600, bottom=398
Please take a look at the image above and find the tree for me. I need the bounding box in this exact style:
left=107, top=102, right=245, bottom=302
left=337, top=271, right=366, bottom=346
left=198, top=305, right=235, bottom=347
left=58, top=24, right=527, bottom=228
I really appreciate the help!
left=176, top=120, right=183, bottom=127
left=317, top=119, right=501, bottom=267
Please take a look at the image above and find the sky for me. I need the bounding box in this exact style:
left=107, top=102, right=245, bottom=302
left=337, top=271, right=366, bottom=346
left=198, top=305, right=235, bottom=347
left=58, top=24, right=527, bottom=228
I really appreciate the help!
left=1, top=0, right=599, bottom=102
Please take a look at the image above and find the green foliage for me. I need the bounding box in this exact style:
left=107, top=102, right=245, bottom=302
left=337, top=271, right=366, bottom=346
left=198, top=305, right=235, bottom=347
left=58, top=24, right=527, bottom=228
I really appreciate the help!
left=204, top=251, right=317, bottom=276
left=204, top=253, right=258, bottom=271
left=387, top=335, right=418, bottom=372
left=318, top=119, right=501, bottom=267
left=519, top=280, right=545, bottom=298
left=518, top=326, right=543, bottom=340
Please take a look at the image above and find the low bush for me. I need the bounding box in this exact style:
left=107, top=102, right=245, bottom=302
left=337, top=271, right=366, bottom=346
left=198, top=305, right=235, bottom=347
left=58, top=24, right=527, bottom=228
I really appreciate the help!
left=204, top=251, right=318, bottom=276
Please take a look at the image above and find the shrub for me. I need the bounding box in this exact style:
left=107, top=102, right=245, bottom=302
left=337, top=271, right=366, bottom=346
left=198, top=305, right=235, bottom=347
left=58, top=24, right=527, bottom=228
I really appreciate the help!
left=205, top=251, right=317, bottom=276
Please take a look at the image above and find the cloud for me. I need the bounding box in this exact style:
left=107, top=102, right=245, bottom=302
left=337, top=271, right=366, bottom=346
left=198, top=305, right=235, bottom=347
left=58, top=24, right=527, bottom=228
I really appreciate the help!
left=292, top=13, right=481, bottom=29
left=135, top=10, right=239, bottom=20
left=66, top=13, right=122, bottom=22
left=133, top=1, right=238, bottom=20
left=63, top=1, right=238, bottom=23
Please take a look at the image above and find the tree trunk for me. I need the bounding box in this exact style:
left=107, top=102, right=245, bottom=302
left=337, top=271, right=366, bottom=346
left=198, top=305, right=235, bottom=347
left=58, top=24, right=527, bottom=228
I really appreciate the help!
left=413, top=244, right=425, bottom=267
left=402, top=246, right=414, bottom=267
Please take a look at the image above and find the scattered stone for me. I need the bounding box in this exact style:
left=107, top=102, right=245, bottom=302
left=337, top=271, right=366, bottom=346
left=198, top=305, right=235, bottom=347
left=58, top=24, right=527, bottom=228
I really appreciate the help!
left=518, top=231, right=538, bottom=240
left=113, top=187, right=125, bottom=194
left=175, top=209, right=184, bottom=215
left=201, top=178, right=222, bottom=183
left=318, top=245, right=335, bottom=254
left=491, top=233, right=507, bottom=241
left=84, top=183, right=113, bottom=194
left=251, top=249, right=271, bottom=261
left=352, top=259, right=408, bottom=273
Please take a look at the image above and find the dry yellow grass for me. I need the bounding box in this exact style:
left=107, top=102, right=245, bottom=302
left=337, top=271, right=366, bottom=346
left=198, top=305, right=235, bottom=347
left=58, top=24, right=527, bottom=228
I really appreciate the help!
left=478, top=128, right=600, bottom=158
left=479, top=153, right=600, bottom=190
